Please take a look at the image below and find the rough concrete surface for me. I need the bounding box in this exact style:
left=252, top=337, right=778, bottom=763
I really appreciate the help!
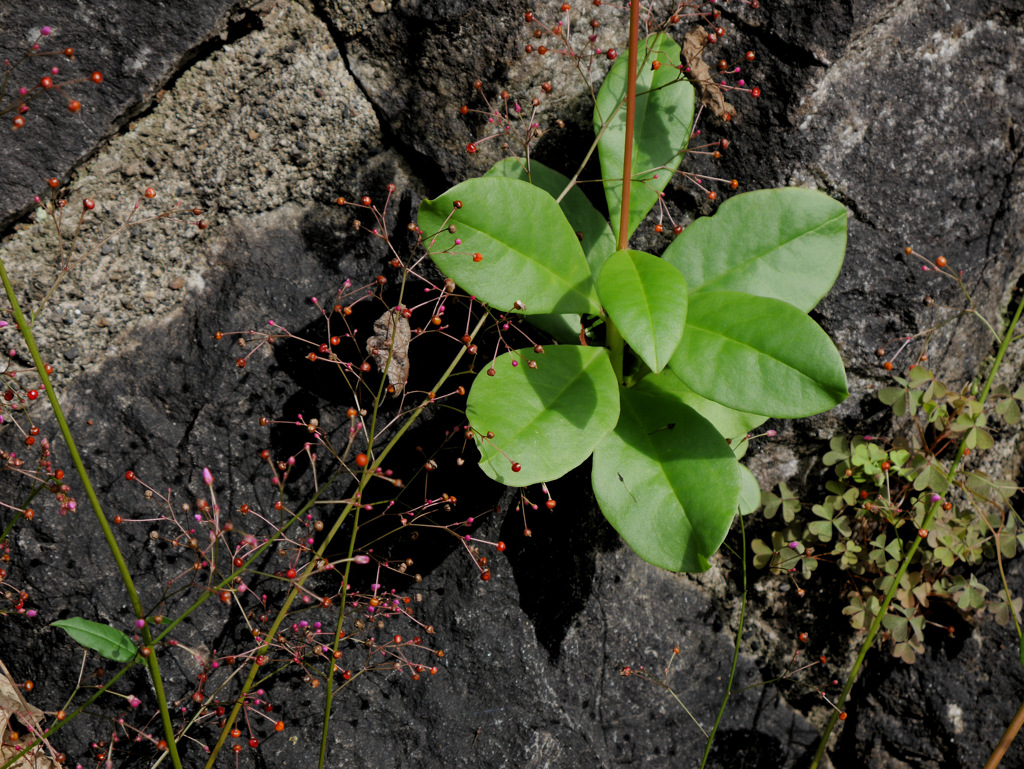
left=0, top=0, right=1022, bottom=766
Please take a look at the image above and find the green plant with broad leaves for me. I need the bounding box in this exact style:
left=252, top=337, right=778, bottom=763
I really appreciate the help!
left=418, top=30, right=849, bottom=572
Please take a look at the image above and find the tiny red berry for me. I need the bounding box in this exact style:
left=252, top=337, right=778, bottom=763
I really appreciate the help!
left=480, top=569, right=491, bottom=581
left=48, top=177, right=60, bottom=188
left=606, top=49, right=617, bottom=60
left=883, top=361, right=893, bottom=371
left=27, top=389, right=38, bottom=400
left=248, top=738, right=259, bottom=748
left=285, top=569, right=297, bottom=579
left=673, top=225, right=683, bottom=235
left=83, top=199, right=95, bottom=210
left=466, top=143, right=477, bottom=154
left=125, top=470, right=135, bottom=481
left=144, top=187, right=156, bottom=198
left=68, top=100, right=81, bottom=113
left=91, top=71, right=103, bottom=83
left=355, top=453, right=369, bottom=468
left=751, top=87, right=761, bottom=98
left=496, top=541, right=506, bottom=552
left=546, top=499, right=556, bottom=509
left=511, top=462, right=522, bottom=472
left=799, top=632, right=809, bottom=643
left=274, top=721, right=285, bottom=732
left=40, top=76, right=53, bottom=89
left=935, top=255, right=948, bottom=268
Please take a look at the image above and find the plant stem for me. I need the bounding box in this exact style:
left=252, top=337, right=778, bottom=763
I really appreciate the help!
left=984, top=698, right=1024, bottom=769
left=600, top=0, right=640, bottom=387
left=699, top=513, right=747, bottom=768
left=617, top=0, right=640, bottom=251
left=810, top=288, right=1024, bottom=768
left=0, top=256, right=184, bottom=769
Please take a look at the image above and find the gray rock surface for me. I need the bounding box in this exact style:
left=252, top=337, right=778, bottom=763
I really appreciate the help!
left=0, top=0, right=1022, bottom=767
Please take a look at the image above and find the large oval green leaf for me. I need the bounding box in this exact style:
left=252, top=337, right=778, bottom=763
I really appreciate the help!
left=594, top=33, right=695, bottom=244
left=668, top=291, right=848, bottom=418
left=485, top=158, right=616, bottom=276
left=418, top=177, right=600, bottom=315
left=596, top=249, right=687, bottom=373
left=52, top=618, right=137, bottom=662
left=662, top=188, right=847, bottom=312
left=466, top=345, right=619, bottom=486
left=653, top=370, right=768, bottom=439
left=592, top=378, right=741, bottom=572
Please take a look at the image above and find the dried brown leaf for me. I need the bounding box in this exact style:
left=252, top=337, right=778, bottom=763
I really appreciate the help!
left=366, top=308, right=411, bottom=395
left=682, top=27, right=736, bottom=119
left=0, top=663, right=57, bottom=769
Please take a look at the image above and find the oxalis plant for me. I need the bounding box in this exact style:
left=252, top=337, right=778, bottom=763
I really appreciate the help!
left=418, top=22, right=849, bottom=571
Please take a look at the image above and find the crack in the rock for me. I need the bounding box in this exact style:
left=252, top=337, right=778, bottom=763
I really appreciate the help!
left=0, top=2, right=267, bottom=244
left=307, top=2, right=452, bottom=195
left=721, top=8, right=830, bottom=68
left=112, top=4, right=269, bottom=135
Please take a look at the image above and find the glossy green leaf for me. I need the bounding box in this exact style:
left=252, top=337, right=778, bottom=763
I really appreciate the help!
left=466, top=345, right=619, bottom=486
left=595, top=33, right=694, bottom=243
left=647, top=369, right=767, bottom=439
left=1019, top=635, right=1024, bottom=671
left=662, top=188, right=847, bottom=312
left=669, top=291, right=848, bottom=418
left=596, top=249, right=687, bottom=373
left=528, top=313, right=582, bottom=345
left=485, top=158, right=617, bottom=276
left=418, top=177, right=599, bottom=315
left=52, top=618, right=137, bottom=662
left=592, top=377, right=741, bottom=572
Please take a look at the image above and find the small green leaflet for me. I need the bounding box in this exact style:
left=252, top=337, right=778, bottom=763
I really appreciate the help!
left=52, top=617, right=138, bottom=662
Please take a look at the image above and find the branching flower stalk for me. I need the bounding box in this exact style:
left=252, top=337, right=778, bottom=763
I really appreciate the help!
left=810, top=286, right=1024, bottom=768
left=203, top=309, right=490, bottom=769
left=0, top=255, right=185, bottom=769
